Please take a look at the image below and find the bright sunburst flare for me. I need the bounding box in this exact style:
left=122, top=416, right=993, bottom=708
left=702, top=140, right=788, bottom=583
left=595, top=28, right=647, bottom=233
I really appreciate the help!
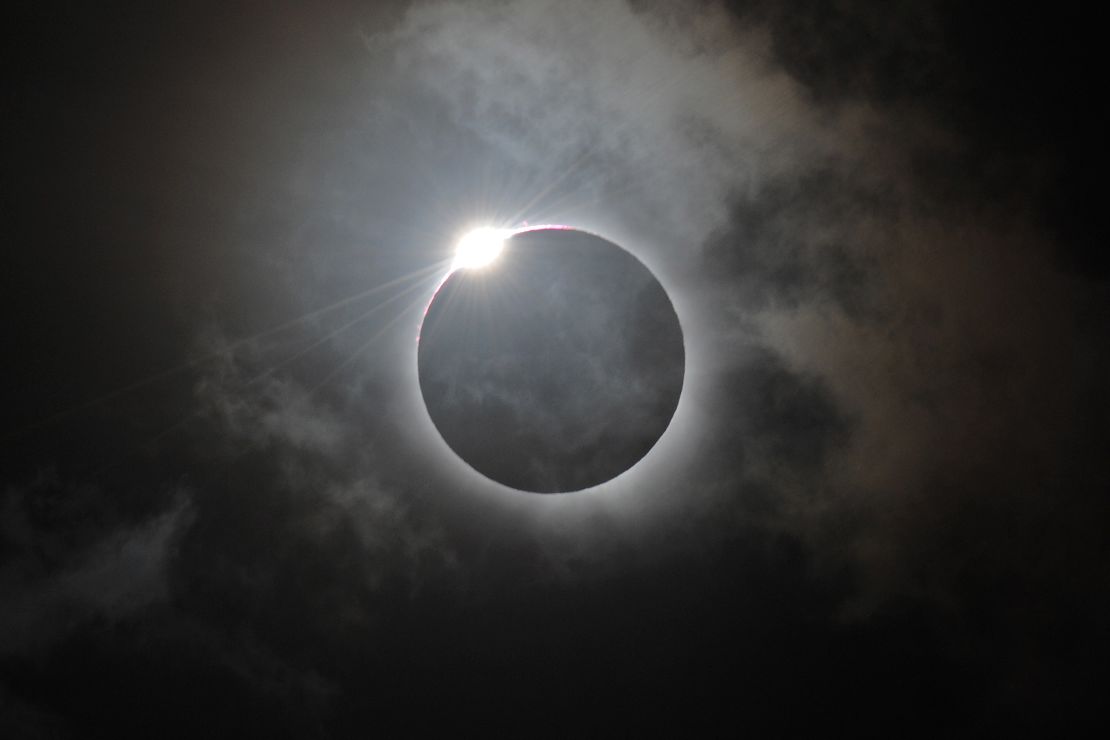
left=452, top=227, right=509, bottom=270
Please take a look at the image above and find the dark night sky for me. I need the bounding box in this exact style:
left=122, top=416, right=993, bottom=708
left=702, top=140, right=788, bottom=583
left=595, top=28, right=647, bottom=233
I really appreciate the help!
left=3, top=1, right=1108, bottom=736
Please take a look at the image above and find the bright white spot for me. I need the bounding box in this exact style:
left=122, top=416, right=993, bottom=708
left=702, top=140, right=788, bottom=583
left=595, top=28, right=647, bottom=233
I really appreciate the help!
left=453, top=227, right=508, bottom=270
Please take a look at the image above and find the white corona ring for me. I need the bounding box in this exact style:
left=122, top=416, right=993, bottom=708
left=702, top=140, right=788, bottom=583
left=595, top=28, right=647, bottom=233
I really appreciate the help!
left=453, top=227, right=508, bottom=270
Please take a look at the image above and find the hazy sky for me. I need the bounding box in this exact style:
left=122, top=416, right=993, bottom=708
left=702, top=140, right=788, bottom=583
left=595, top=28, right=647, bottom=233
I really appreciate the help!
left=4, top=1, right=1107, bottom=735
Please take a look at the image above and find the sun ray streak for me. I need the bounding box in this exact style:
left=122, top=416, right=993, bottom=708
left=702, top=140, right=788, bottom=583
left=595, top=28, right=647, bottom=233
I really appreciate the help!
left=309, top=294, right=429, bottom=399
left=248, top=268, right=448, bottom=386
left=2, top=262, right=445, bottom=441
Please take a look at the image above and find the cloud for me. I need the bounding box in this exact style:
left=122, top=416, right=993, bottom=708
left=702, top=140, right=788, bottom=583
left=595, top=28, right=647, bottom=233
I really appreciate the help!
left=376, top=0, right=841, bottom=245
left=6, top=0, right=1106, bottom=729
left=0, top=485, right=194, bottom=656
left=363, top=1, right=1109, bottom=635
left=187, top=320, right=460, bottom=607
left=193, top=331, right=352, bottom=458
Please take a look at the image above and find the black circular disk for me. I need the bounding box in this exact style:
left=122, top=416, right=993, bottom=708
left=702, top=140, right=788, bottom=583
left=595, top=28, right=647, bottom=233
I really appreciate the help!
left=417, top=228, right=684, bottom=493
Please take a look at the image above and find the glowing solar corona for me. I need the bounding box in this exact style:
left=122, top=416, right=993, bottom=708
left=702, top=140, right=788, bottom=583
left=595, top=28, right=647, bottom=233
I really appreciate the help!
left=453, top=227, right=509, bottom=270
left=419, top=226, right=685, bottom=493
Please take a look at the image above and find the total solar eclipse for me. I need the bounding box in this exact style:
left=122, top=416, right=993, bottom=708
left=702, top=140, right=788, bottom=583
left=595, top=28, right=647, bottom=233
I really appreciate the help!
left=417, top=227, right=685, bottom=493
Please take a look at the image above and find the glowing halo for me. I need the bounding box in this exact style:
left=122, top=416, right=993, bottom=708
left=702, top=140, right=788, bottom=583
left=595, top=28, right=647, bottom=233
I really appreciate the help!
left=418, top=226, right=685, bottom=493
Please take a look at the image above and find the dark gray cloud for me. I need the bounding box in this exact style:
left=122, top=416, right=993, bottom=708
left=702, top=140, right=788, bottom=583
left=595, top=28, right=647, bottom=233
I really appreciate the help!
left=0, top=480, right=192, bottom=656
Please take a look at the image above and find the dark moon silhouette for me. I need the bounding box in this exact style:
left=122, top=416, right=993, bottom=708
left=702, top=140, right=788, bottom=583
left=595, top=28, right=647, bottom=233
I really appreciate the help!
left=418, top=228, right=685, bottom=493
